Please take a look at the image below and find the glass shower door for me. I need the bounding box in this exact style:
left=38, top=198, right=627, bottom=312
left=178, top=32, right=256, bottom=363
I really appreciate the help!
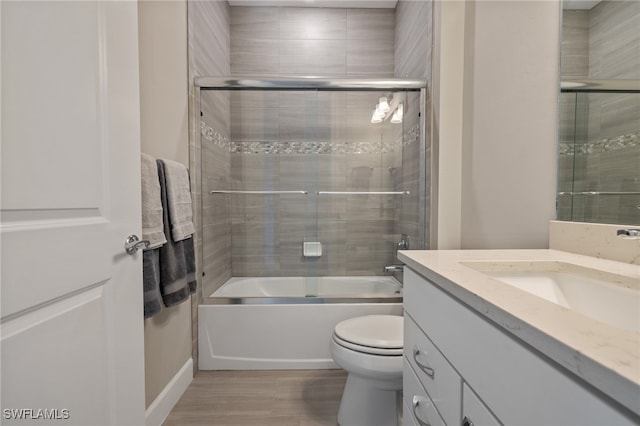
left=200, top=82, right=427, bottom=299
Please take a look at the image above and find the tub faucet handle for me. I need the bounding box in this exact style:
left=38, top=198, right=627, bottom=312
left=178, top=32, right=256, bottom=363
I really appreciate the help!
left=397, top=234, right=409, bottom=251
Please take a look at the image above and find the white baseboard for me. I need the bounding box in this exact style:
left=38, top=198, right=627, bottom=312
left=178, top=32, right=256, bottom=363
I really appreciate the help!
left=145, top=358, right=193, bottom=426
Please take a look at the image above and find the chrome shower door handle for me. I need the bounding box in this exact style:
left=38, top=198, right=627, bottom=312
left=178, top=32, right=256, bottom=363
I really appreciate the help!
left=125, top=234, right=150, bottom=255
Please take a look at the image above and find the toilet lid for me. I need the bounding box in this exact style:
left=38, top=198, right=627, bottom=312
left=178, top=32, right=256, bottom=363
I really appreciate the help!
left=334, top=315, right=403, bottom=349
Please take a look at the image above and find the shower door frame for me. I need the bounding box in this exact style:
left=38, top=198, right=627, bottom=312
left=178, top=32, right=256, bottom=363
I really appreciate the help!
left=190, top=76, right=432, bottom=294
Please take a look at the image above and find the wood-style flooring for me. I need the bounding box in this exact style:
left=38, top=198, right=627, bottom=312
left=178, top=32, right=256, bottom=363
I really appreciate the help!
left=163, top=369, right=347, bottom=426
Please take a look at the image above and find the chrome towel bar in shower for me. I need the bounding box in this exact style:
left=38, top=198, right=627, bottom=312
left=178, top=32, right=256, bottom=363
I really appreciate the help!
left=210, top=190, right=410, bottom=195
left=316, top=191, right=410, bottom=195
left=210, top=190, right=308, bottom=194
left=557, top=191, right=640, bottom=196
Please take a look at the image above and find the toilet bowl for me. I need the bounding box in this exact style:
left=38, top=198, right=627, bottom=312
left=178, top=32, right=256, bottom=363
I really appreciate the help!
left=330, top=315, right=403, bottom=426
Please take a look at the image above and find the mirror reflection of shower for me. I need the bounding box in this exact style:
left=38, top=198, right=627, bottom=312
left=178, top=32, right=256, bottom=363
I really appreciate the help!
left=558, top=0, right=640, bottom=226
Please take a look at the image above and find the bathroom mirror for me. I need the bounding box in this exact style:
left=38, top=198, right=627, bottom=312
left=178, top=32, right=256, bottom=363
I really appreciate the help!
left=557, top=0, right=640, bottom=226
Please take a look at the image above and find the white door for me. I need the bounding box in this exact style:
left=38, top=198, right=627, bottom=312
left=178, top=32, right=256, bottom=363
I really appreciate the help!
left=1, top=1, right=145, bottom=425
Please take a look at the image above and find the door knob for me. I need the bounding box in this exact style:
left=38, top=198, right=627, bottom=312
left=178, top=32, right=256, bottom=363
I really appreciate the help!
left=125, top=235, right=150, bottom=255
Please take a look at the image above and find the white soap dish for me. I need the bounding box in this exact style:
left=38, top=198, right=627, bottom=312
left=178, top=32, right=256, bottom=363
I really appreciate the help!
left=303, top=242, right=322, bottom=257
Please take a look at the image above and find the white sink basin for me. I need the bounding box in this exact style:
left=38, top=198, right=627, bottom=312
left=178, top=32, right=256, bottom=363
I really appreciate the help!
left=462, top=261, right=640, bottom=333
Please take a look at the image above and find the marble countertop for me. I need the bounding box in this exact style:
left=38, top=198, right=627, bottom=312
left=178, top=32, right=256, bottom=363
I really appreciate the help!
left=398, top=249, right=640, bottom=417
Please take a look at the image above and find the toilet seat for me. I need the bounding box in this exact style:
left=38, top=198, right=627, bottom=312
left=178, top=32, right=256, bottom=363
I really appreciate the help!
left=333, top=315, right=403, bottom=356
left=332, top=334, right=403, bottom=356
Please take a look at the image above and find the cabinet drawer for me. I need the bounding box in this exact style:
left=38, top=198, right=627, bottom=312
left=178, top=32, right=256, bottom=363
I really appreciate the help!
left=404, top=361, right=445, bottom=426
left=404, top=268, right=450, bottom=341
left=402, top=398, right=418, bottom=426
left=405, top=315, right=461, bottom=426
left=463, top=383, right=500, bottom=426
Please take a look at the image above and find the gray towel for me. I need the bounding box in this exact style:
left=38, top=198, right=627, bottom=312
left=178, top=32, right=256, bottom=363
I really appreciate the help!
left=157, top=160, right=197, bottom=307
left=161, top=159, right=195, bottom=242
left=141, top=153, right=167, bottom=249
left=183, top=235, right=197, bottom=294
left=143, top=249, right=163, bottom=318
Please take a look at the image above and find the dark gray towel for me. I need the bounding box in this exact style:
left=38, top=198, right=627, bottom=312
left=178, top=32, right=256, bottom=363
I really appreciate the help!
left=143, top=249, right=163, bottom=318
left=157, top=160, right=197, bottom=307
left=183, top=235, right=197, bottom=294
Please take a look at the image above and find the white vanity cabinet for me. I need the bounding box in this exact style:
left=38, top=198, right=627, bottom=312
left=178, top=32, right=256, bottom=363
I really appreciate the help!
left=404, top=316, right=460, bottom=425
left=403, top=359, right=445, bottom=426
left=462, top=384, right=500, bottom=426
left=403, top=267, right=635, bottom=426
left=404, top=313, right=498, bottom=426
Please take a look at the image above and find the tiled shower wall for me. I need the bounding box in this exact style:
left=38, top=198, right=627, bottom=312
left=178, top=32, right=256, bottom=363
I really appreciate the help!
left=228, top=140, right=406, bottom=277
left=558, top=2, right=640, bottom=225
left=220, top=6, right=411, bottom=279
left=395, top=0, right=433, bottom=249
left=188, top=0, right=231, bottom=369
left=230, top=7, right=395, bottom=76
left=193, top=4, right=435, bottom=291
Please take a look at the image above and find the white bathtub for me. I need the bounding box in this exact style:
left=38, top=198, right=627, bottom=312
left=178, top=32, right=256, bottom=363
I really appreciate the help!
left=198, top=276, right=403, bottom=370
left=211, top=276, right=402, bottom=298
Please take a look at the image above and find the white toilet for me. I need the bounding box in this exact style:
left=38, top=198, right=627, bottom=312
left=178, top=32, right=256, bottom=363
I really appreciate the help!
left=330, top=315, right=403, bottom=426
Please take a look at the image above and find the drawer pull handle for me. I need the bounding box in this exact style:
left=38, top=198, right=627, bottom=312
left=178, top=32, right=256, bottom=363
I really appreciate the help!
left=462, top=415, right=475, bottom=426
left=413, top=346, right=435, bottom=378
left=412, top=395, right=432, bottom=426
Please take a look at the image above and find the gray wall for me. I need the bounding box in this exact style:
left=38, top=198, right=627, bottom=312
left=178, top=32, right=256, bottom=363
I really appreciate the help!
left=223, top=6, right=410, bottom=278
left=230, top=7, right=394, bottom=76
left=190, top=4, right=437, bottom=290
left=559, top=1, right=640, bottom=225
left=395, top=0, right=432, bottom=80
left=458, top=0, right=559, bottom=249
left=138, top=0, right=193, bottom=408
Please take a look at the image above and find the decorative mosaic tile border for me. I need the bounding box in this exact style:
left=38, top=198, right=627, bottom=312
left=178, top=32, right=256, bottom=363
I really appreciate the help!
left=201, top=120, right=420, bottom=155
left=559, top=131, right=640, bottom=156
left=231, top=140, right=385, bottom=155
left=201, top=121, right=231, bottom=150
